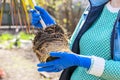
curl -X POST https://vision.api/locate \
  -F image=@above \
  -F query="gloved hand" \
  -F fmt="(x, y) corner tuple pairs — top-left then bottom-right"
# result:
(37, 52), (91, 72)
(30, 6), (56, 28)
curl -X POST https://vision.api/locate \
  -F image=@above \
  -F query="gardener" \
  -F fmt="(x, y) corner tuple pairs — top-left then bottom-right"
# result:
(30, 0), (120, 80)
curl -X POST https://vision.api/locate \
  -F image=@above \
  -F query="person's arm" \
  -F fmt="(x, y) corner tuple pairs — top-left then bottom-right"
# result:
(37, 52), (92, 72)
(36, 6), (92, 72)
(87, 57), (120, 80)
(102, 60), (120, 79)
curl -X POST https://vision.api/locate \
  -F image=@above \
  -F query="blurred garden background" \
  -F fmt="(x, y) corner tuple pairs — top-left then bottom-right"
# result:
(0, 0), (88, 80)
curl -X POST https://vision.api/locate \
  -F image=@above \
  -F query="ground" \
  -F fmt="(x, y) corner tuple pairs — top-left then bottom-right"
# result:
(0, 48), (61, 80)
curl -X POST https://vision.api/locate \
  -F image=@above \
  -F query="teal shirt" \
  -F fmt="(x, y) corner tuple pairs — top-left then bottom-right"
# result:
(70, 5), (119, 80)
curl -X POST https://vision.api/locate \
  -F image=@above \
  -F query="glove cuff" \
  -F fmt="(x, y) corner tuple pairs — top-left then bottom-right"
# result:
(87, 56), (105, 77)
(46, 22), (56, 27)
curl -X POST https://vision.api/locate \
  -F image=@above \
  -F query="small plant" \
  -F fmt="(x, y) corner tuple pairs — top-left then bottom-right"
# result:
(0, 33), (14, 40)
(19, 32), (35, 40)
(0, 33), (14, 43)
(6, 42), (14, 49)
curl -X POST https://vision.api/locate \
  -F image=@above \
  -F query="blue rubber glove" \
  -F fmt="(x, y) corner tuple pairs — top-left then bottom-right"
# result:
(37, 52), (91, 72)
(30, 6), (56, 28)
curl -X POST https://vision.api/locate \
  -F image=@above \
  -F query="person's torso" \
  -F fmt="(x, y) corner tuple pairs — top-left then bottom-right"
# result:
(70, 3), (118, 80)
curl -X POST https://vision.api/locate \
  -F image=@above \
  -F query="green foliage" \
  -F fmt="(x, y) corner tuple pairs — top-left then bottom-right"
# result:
(0, 32), (34, 49)
(6, 42), (14, 49)
(0, 33), (14, 41)
(19, 32), (35, 40)
(0, 33), (14, 43)
(16, 40), (21, 47)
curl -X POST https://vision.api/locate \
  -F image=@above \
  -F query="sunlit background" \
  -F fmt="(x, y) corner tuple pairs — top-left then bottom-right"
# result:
(0, 0), (88, 80)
